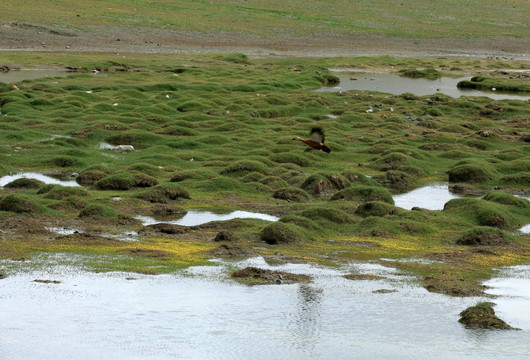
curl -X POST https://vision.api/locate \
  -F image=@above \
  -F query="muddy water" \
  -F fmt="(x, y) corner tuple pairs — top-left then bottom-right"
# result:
(136, 210), (279, 226)
(0, 172), (80, 187)
(316, 71), (530, 101)
(1, 256), (529, 360)
(0, 69), (71, 83)
(392, 182), (462, 210)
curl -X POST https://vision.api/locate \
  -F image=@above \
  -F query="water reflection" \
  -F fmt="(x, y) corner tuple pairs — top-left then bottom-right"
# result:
(0, 172), (80, 187)
(136, 210), (279, 226)
(2, 256), (528, 360)
(316, 71), (530, 101)
(392, 182), (462, 210)
(484, 266), (530, 330)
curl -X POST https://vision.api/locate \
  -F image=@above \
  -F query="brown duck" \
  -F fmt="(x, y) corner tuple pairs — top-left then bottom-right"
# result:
(293, 127), (331, 153)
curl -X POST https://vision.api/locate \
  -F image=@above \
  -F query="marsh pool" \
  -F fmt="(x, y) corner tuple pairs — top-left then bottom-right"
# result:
(1, 256), (529, 360)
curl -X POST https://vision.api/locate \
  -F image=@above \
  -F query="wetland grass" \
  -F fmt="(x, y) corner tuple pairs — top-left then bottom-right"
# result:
(0, 53), (528, 295)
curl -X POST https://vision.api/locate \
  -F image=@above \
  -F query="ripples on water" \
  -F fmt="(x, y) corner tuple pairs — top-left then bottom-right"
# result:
(1, 257), (529, 360)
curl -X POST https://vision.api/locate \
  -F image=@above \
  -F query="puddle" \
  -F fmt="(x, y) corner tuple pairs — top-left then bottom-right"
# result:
(0, 69), (108, 83)
(484, 266), (530, 330)
(392, 182), (462, 210)
(518, 224), (530, 234)
(45, 227), (139, 241)
(1, 256), (529, 360)
(0, 69), (71, 83)
(0, 172), (80, 188)
(316, 71), (530, 101)
(137, 210), (279, 226)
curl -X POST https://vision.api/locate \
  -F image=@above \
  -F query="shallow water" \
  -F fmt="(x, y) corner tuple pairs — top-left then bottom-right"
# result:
(519, 224), (530, 234)
(316, 72), (530, 101)
(0, 70), (71, 83)
(136, 210), (279, 226)
(1, 256), (529, 360)
(484, 266), (530, 330)
(392, 182), (462, 210)
(0, 172), (80, 187)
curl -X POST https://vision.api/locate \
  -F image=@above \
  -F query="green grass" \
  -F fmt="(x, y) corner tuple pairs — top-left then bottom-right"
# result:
(0, 52), (528, 294)
(3, 0), (529, 39)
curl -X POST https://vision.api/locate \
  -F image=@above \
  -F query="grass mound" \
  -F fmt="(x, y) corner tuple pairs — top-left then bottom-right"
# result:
(260, 222), (304, 245)
(273, 187), (310, 202)
(137, 184), (191, 203)
(3, 178), (44, 189)
(448, 164), (494, 183)
(355, 201), (399, 217)
(459, 302), (518, 330)
(483, 191), (529, 208)
(0, 194), (39, 213)
(456, 227), (512, 247)
(330, 185), (394, 204)
(301, 173), (350, 197)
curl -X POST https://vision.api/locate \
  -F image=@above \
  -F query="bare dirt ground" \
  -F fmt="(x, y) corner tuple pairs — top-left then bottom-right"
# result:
(1, 21), (529, 59)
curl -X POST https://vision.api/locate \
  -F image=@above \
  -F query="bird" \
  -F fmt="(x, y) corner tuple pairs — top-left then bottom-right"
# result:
(293, 127), (331, 153)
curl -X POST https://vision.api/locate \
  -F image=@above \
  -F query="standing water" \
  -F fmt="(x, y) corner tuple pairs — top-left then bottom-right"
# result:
(392, 182), (462, 210)
(316, 71), (530, 101)
(1, 256), (529, 360)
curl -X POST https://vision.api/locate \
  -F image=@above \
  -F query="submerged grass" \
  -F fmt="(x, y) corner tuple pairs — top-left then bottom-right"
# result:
(0, 52), (529, 294)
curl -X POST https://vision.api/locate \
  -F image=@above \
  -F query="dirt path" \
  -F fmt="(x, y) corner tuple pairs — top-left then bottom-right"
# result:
(1, 21), (529, 59)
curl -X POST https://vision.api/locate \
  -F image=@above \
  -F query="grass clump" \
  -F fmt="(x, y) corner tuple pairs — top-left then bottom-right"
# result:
(3, 178), (44, 189)
(448, 164), (494, 183)
(39, 185), (90, 200)
(456, 227), (512, 247)
(0, 194), (39, 213)
(459, 302), (518, 330)
(355, 201), (399, 217)
(483, 191), (530, 208)
(273, 187), (310, 202)
(330, 185), (394, 204)
(78, 204), (120, 218)
(137, 184), (191, 203)
(260, 222), (304, 245)
(299, 207), (354, 224)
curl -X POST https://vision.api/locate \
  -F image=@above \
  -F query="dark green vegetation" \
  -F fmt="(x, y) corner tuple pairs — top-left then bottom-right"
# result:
(458, 76), (530, 93)
(459, 302), (518, 330)
(0, 53), (529, 296)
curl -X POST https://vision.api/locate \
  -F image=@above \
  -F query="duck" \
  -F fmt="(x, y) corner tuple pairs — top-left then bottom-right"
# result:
(293, 127), (331, 153)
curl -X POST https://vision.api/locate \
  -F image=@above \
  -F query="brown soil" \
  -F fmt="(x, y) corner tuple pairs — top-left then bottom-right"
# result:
(207, 244), (257, 258)
(1, 21), (529, 59)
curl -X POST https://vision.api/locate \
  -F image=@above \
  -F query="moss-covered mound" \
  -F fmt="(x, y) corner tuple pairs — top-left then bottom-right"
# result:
(459, 302), (518, 330)
(373, 170), (418, 192)
(137, 185), (191, 203)
(301, 173), (350, 197)
(273, 187), (310, 202)
(355, 201), (399, 217)
(260, 222), (303, 245)
(0, 194), (39, 213)
(3, 178), (44, 189)
(483, 191), (529, 208)
(231, 266), (311, 285)
(330, 185), (394, 204)
(456, 227), (512, 247)
(448, 164), (494, 183)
